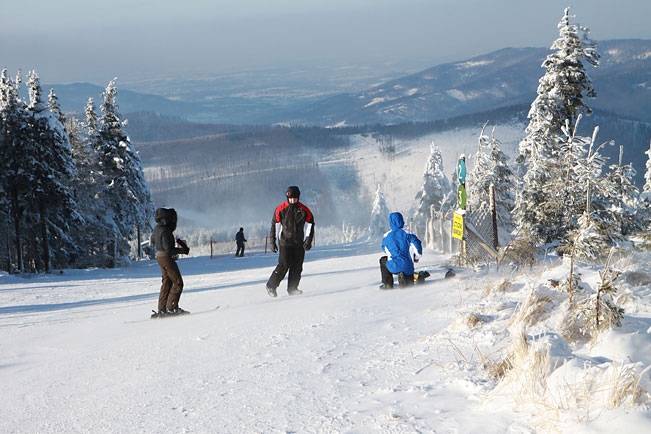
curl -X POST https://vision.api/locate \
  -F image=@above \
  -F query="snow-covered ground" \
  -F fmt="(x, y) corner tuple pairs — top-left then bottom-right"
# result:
(2, 241), (649, 433)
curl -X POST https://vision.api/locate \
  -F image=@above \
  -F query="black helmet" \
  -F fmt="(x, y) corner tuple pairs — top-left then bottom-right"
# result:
(286, 186), (300, 199)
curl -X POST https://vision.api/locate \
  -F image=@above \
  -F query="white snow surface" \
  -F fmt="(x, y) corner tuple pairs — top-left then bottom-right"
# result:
(2, 241), (650, 433)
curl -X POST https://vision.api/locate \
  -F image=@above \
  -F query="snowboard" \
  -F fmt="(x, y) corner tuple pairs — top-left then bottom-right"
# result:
(153, 305), (220, 319)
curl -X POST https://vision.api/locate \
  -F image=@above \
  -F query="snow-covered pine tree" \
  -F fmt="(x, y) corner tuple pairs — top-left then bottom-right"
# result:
(466, 123), (515, 231)
(0, 70), (31, 272)
(603, 145), (641, 237)
(412, 142), (453, 238)
(640, 140), (651, 248)
(68, 110), (118, 268)
(558, 121), (617, 258)
(95, 79), (154, 264)
(47, 88), (66, 126)
(514, 8), (600, 244)
(25, 71), (81, 271)
(644, 139), (651, 201)
(368, 184), (390, 237)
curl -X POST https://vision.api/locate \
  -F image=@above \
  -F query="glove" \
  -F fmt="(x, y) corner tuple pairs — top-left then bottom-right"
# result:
(176, 239), (190, 255)
(303, 239), (312, 251)
(271, 240), (278, 253)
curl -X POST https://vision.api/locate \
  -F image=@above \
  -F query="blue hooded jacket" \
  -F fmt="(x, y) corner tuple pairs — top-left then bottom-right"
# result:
(382, 212), (423, 275)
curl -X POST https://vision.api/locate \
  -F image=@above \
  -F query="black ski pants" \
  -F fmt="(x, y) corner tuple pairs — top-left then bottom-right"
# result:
(236, 243), (245, 257)
(379, 256), (394, 287)
(380, 256), (414, 288)
(157, 256), (184, 311)
(267, 245), (305, 291)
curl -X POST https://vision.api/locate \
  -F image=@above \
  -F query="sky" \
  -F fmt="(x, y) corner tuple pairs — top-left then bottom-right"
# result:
(1, 0), (650, 84)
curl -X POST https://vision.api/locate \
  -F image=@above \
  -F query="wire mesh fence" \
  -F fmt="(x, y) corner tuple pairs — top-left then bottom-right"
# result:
(465, 207), (497, 264)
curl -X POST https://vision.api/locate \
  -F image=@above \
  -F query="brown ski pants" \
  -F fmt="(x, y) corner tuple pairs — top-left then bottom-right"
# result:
(157, 256), (184, 311)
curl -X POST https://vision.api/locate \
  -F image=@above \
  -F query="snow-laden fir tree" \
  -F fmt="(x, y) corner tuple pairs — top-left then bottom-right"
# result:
(412, 142), (453, 237)
(641, 139), (651, 212)
(514, 8), (600, 244)
(47, 88), (66, 126)
(466, 122), (515, 231)
(639, 140), (651, 248)
(0, 70), (31, 272)
(95, 79), (154, 264)
(68, 109), (118, 268)
(558, 122), (616, 259)
(603, 145), (640, 238)
(25, 71), (81, 271)
(368, 184), (390, 237)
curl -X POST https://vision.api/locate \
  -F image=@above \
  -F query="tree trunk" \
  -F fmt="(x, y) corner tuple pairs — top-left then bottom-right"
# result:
(39, 201), (50, 273)
(11, 188), (23, 273)
(137, 223), (142, 259)
(489, 184), (499, 249)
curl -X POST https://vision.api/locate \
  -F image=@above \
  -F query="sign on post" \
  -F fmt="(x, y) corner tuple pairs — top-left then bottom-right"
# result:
(452, 211), (465, 240)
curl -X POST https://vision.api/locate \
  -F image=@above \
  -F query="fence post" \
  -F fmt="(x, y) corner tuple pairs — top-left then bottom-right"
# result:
(210, 238), (214, 259)
(489, 184), (498, 250)
(265, 236), (268, 254)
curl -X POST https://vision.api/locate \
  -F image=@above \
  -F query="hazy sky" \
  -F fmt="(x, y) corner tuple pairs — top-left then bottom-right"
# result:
(1, 0), (649, 84)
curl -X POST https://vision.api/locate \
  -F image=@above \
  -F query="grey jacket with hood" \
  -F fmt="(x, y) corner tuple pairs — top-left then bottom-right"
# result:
(151, 208), (184, 258)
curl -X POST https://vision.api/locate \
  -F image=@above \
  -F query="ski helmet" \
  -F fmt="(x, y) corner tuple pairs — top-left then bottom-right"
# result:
(286, 186), (300, 199)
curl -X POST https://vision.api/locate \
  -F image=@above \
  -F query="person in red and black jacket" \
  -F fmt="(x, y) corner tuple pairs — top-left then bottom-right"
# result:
(266, 186), (315, 297)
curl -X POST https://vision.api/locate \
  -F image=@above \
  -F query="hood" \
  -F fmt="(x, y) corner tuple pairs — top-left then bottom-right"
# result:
(155, 208), (177, 231)
(389, 212), (404, 230)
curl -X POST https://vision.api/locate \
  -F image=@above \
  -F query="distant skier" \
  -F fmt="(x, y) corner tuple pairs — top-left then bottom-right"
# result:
(150, 208), (190, 317)
(235, 227), (247, 257)
(379, 212), (423, 289)
(266, 186), (315, 297)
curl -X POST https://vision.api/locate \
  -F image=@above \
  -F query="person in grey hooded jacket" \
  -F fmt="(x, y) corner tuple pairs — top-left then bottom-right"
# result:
(150, 208), (190, 317)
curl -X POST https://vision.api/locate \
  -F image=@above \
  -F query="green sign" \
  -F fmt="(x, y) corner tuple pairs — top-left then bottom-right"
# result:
(457, 158), (466, 184)
(457, 185), (467, 210)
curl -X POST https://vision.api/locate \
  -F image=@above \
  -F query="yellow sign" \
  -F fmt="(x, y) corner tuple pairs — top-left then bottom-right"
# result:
(452, 212), (464, 240)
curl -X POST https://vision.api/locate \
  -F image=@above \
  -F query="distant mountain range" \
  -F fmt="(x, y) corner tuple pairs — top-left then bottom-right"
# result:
(295, 39), (651, 126)
(47, 39), (650, 126)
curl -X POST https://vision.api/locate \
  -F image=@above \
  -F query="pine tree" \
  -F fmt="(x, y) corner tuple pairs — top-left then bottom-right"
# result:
(639, 140), (651, 248)
(467, 123), (515, 231)
(368, 184), (390, 237)
(603, 145), (640, 237)
(25, 71), (81, 271)
(643, 140), (651, 203)
(0, 70), (31, 272)
(412, 142), (453, 237)
(95, 79), (154, 264)
(48, 88), (66, 126)
(514, 8), (600, 244)
(68, 113), (117, 268)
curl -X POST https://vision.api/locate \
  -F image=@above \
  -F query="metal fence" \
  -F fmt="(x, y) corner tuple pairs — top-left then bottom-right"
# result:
(465, 207), (497, 264)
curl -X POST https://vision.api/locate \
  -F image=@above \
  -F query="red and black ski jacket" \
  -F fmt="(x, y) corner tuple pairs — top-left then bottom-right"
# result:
(270, 201), (315, 248)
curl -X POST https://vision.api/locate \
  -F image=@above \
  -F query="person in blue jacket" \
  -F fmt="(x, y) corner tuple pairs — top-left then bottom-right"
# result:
(379, 212), (423, 289)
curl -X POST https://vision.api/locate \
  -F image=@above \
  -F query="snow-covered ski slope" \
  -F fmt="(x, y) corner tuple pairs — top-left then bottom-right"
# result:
(2, 241), (650, 433)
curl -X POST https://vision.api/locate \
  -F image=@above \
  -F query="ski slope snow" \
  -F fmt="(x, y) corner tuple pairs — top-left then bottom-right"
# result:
(1, 241), (650, 433)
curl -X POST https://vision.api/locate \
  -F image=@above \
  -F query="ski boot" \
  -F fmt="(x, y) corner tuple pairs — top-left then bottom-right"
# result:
(266, 286), (278, 297)
(151, 309), (169, 319)
(397, 272), (414, 288)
